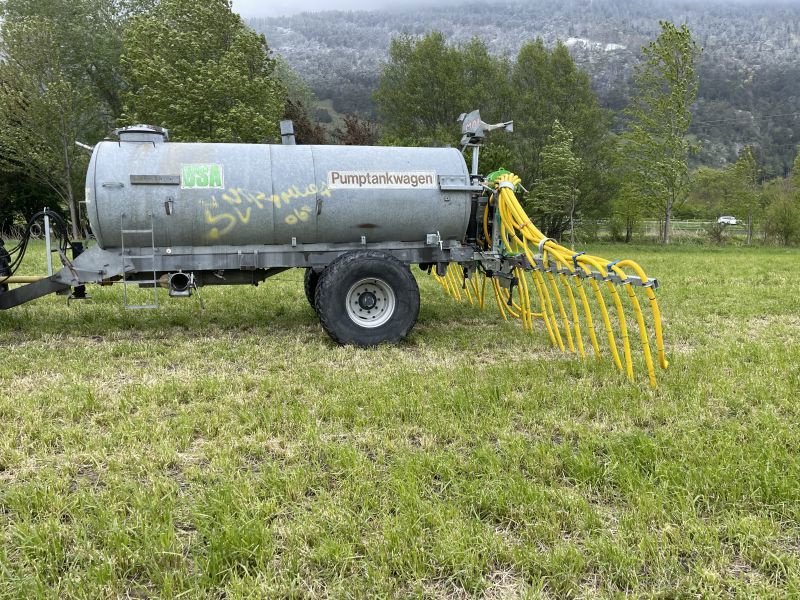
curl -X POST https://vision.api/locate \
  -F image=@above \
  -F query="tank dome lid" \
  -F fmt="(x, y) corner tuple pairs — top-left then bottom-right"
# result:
(114, 124), (169, 143)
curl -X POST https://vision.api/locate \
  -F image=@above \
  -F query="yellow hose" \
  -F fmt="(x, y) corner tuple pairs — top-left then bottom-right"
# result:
(546, 270), (575, 353)
(623, 279), (657, 388)
(432, 171), (667, 386)
(482, 200), (492, 248)
(539, 270), (564, 351)
(490, 277), (508, 321)
(470, 276), (481, 308)
(605, 278), (634, 380)
(0, 275), (46, 284)
(616, 259), (669, 370)
(589, 277), (623, 371)
(457, 265), (474, 306)
(446, 266), (462, 302)
(574, 275), (601, 358)
(560, 274), (585, 358)
(515, 267), (532, 332)
(529, 271), (556, 346)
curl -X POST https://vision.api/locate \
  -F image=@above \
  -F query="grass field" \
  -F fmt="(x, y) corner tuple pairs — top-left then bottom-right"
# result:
(1, 243), (799, 598)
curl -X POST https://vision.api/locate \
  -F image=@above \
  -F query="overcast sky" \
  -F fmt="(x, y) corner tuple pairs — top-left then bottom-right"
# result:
(230, 0), (469, 18)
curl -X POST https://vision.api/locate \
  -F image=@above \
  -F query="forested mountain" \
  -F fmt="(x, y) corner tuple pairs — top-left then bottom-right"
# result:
(249, 0), (800, 176)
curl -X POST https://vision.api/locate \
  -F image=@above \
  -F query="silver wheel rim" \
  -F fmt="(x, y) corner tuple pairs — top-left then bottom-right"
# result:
(345, 278), (396, 328)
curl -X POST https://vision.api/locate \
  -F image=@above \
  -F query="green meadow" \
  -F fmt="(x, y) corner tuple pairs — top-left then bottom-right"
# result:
(1, 243), (798, 598)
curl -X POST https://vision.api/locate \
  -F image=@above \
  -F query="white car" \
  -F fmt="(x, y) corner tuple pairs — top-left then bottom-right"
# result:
(717, 215), (738, 225)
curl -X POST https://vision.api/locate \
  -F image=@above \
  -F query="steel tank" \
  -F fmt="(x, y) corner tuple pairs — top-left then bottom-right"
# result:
(85, 126), (473, 249)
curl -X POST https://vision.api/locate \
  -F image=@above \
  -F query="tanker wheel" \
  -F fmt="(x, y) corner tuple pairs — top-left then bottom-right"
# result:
(303, 268), (322, 309)
(314, 250), (420, 346)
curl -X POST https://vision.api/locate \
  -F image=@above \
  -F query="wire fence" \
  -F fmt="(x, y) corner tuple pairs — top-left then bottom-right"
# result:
(573, 218), (764, 243)
(641, 219), (759, 239)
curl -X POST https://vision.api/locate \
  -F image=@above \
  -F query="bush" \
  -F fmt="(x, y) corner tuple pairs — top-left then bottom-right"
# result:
(315, 108), (333, 124)
(576, 219), (600, 242)
(608, 216), (625, 242)
(763, 197), (800, 245)
(705, 221), (727, 244)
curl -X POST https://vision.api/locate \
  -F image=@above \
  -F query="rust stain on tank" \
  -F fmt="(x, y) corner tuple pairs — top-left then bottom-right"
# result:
(356, 223), (379, 229)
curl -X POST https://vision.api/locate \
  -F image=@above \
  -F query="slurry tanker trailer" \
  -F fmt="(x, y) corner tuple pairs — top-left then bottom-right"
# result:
(0, 113), (668, 386)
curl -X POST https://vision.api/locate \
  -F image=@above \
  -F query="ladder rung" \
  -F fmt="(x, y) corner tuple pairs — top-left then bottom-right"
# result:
(121, 217), (158, 310)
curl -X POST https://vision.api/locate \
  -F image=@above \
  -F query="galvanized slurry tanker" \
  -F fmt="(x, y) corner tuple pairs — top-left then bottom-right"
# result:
(0, 113), (668, 386)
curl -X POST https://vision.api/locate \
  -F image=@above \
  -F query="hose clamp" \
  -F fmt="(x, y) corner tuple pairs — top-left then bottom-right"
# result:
(534, 238), (554, 271)
(497, 181), (516, 191)
(607, 261), (632, 284)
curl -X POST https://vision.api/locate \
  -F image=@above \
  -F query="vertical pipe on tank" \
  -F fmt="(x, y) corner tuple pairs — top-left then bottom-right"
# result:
(471, 146), (480, 177)
(280, 121), (296, 145)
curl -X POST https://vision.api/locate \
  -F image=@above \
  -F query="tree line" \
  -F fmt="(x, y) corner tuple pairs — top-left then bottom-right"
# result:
(249, 0), (800, 176)
(372, 24), (799, 245)
(0, 0), (798, 245)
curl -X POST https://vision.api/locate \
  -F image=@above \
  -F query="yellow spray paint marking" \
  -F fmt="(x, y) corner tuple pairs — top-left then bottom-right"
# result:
(234, 207), (251, 225)
(203, 183), (331, 239)
(205, 209), (236, 241)
(285, 206), (312, 225)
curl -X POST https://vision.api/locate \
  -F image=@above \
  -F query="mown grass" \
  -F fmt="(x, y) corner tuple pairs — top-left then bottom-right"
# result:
(1, 243), (798, 598)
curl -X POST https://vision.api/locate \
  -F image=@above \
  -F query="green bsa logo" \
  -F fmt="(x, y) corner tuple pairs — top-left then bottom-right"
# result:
(181, 164), (224, 189)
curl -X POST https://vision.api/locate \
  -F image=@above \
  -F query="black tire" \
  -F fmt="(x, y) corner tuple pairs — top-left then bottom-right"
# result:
(314, 250), (420, 346)
(304, 268), (322, 309)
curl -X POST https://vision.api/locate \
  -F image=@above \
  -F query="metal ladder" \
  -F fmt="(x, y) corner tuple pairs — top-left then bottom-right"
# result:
(120, 214), (159, 309)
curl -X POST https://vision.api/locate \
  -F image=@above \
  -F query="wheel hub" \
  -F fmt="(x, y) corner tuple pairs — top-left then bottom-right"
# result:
(346, 278), (396, 328)
(358, 291), (377, 310)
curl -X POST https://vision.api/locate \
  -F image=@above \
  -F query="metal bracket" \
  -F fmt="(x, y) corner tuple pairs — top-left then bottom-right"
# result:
(424, 231), (444, 251)
(130, 174), (180, 185)
(439, 175), (482, 192)
(238, 250), (258, 270)
(472, 249), (659, 289)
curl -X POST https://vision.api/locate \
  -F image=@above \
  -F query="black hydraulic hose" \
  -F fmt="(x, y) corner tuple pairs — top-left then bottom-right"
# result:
(0, 241), (11, 291)
(1, 210), (73, 278)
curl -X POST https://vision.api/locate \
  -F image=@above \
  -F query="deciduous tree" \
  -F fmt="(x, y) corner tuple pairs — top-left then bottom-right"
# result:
(276, 57), (326, 144)
(611, 182), (646, 243)
(121, 0), (286, 142)
(730, 146), (761, 244)
(762, 178), (800, 245)
(333, 115), (379, 146)
(0, 0), (128, 239)
(527, 121), (582, 243)
(686, 166), (738, 219)
(0, 10), (110, 239)
(374, 32), (509, 146)
(375, 33), (613, 215)
(2, 0), (127, 119)
(619, 21), (700, 244)
(510, 40), (613, 221)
